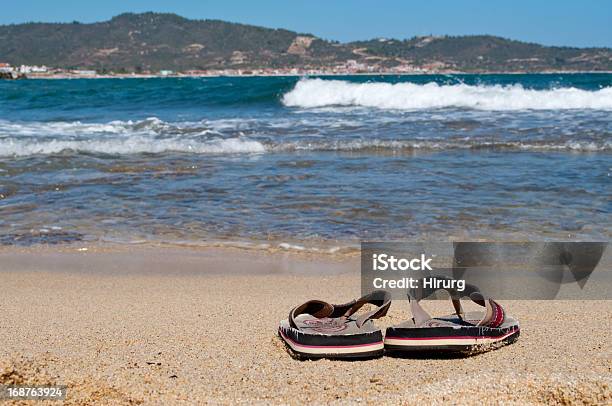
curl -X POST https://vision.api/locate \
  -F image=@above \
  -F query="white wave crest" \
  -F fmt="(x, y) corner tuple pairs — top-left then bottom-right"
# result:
(0, 117), (219, 137)
(0, 137), (265, 156)
(0, 118), (265, 156)
(282, 79), (612, 111)
(272, 139), (611, 152)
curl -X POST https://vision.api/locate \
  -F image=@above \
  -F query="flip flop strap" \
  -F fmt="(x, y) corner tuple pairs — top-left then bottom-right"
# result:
(342, 290), (392, 328)
(477, 298), (505, 327)
(407, 277), (469, 322)
(288, 290), (392, 329)
(288, 300), (334, 329)
(408, 278), (505, 327)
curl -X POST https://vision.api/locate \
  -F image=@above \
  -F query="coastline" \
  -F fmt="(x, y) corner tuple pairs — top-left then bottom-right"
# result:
(1, 244), (610, 404)
(10, 70), (612, 80)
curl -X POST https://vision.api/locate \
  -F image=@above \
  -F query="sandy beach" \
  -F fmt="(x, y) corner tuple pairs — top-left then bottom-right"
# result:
(0, 245), (610, 405)
(2, 3), (611, 405)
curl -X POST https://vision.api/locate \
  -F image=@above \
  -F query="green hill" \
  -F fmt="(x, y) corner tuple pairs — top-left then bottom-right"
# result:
(0, 12), (610, 72)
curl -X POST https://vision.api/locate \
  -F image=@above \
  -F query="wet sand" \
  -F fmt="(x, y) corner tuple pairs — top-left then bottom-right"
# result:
(1, 245), (610, 404)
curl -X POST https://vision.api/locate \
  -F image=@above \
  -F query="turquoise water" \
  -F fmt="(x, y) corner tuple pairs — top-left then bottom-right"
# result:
(0, 74), (610, 247)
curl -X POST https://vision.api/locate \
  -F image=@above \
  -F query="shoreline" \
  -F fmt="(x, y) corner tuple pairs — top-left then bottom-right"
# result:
(3, 232), (610, 261)
(8, 70), (612, 80)
(1, 245), (610, 403)
(0, 236), (364, 257)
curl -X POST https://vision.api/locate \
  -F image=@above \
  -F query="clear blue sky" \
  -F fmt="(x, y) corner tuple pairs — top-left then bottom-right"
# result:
(2, 1), (611, 48)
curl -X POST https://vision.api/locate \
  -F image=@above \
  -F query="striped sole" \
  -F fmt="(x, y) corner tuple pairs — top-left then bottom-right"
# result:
(384, 328), (519, 351)
(278, 328), (384, 358)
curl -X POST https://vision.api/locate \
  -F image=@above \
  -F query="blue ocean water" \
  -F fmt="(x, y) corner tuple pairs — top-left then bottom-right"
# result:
(0, 74), (610, 248)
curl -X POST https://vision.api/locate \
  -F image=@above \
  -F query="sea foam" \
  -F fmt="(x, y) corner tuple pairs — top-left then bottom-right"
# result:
(0, 137), (265, 157)
(0, 118), (265, 156)
(282, 79), (612, 110)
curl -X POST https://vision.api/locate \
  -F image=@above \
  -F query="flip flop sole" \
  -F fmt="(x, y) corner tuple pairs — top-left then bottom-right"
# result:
(278, 327), (384, 359)
(384, 327), (520, 353)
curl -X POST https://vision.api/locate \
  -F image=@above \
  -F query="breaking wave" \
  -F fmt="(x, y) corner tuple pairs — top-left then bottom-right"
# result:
(0, 137), (265, 156)
(0, 118), (265, 156)
(1, 115), (609, 157)
(282, 79), (612, 110)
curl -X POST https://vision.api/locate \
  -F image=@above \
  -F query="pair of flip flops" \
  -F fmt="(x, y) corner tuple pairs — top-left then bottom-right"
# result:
(278, 287), (520, 359)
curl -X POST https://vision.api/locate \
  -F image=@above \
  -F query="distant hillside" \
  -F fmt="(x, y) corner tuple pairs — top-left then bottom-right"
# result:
(0, 12), (610, 72)
(350, 36), (612, 72)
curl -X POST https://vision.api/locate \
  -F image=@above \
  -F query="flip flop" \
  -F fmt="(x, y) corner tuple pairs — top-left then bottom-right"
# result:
(278, 290), (391, 359)
(384, 280), (519, 354)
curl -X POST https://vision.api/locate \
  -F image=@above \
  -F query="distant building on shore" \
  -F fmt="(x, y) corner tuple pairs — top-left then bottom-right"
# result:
(0, 63), (13, 73)
(19, 65), (48, 74)
(72, 70), (97, 76)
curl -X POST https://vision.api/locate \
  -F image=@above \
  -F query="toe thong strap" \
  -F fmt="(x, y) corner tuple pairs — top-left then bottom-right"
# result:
(407, 277), (506, 327)
(342, 290), (392, 328)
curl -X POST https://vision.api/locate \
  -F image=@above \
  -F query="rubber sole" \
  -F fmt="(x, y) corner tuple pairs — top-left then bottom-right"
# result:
(278, 328), (384, 359)
(384, 327), (520, 353)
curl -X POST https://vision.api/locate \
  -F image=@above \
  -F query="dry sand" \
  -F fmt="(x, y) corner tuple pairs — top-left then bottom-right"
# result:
(0, 245), (610, 405)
